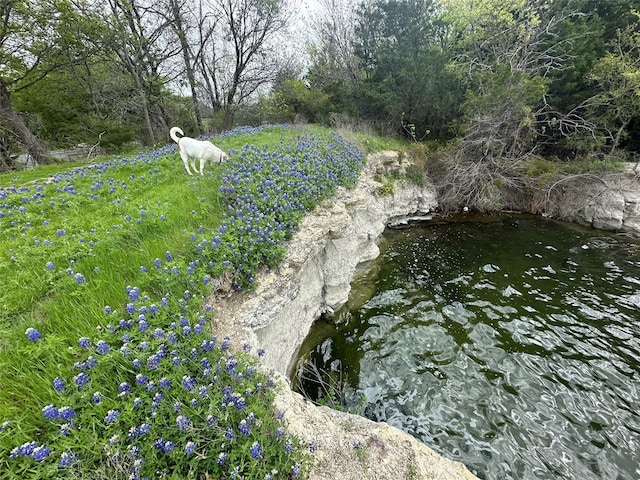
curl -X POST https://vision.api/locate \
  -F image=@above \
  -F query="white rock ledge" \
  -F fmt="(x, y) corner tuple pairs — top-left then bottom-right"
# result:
(210, 151), (479, 480)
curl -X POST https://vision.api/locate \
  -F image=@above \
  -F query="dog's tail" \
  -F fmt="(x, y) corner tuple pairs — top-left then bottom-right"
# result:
(169, 127), (184, 144)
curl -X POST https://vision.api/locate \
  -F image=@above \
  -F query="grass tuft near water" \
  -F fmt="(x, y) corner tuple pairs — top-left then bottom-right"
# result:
(0, 124), (365, 479)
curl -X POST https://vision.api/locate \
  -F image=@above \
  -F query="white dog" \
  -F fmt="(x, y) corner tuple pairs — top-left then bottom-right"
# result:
(169, 127), (228, 175)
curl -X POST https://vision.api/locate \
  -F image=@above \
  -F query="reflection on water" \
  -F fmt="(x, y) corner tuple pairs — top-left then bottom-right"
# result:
(294, 215), (640, 480)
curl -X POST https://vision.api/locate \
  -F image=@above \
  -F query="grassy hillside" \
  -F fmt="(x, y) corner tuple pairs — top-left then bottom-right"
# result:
(0, 124), (365, 479)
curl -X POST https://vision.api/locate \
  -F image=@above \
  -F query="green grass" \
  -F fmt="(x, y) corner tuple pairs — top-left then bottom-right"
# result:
(0, 124), (365, 479)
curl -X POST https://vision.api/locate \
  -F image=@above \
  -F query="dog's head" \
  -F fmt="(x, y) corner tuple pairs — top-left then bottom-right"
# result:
(220, 153), (229, 164)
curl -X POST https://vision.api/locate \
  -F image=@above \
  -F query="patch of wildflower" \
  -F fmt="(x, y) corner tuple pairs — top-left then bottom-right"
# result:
(2, 288), (306, 479)
(212, 131), (364, 288)
(0, 126), (354, 479)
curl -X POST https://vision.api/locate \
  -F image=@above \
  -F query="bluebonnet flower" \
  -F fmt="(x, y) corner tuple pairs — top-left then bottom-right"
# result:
(181, 375), (196, 391)
(32, 445), (50, 462)
(225, 428), (235, 440)
(105, 410), (120, 424)
(138, 422), (151, 436)
(96, 340), (109, 354)
(78, 337), (91, 349)
(127, 286), (140, 301)
(135, 373), (148, 386)
(59, 451), (77, 467)
(185, 441), (196, 456)
(45, 261), (55, 271)
(217, 452), (227, 464)
(126, 303), (136, 314)
(285, 440), (294, 454)
(42, 404), (59, 421)
(58, 406), (76, 421)
(92, 391), (103, 404)
(146, 354), (161, 369)
(104, 305), (112, 314)
(59, 423), (74, 436)
(74, 272), (85, 284)
(163, 440), (174, 453)
(176, 415), (192, 431)
(165, 251), (173, 262)
(239, 419), (251, 435)
(25, 327), (42, 342)
(53, 377), (65, 392)
(74, 372), (90, 387)
(250, 441), (262, 459)
(118, 382), (131, 396)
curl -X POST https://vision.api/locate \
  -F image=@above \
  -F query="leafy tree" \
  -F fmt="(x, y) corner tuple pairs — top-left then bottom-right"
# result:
(0, 0), (80, 168)
(583, 12), (640, 155)
(351, 0), (462, 139)
(436, 0), (575, 210)
(305, 0), (361, 115)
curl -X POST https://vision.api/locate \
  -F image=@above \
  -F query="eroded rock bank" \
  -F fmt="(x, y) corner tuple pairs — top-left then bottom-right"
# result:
(210, 151), (478, 479)
(544, 167), (640, 236)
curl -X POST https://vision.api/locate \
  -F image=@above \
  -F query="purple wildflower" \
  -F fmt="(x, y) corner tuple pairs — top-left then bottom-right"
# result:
(185, 441), (196, 456)
(53, 377), (65, 392)
(59, 451), (77, 467)
(58, 406), (75, 421)
(249, 441), (262, 459)
(239, 419), (251, 435)
(96, 340), (109, 355)
(74, 372), (90, 387)
(175, 415), (192, 431)
(25, 327), (42, 342)
(42, 404), (59, 421)
(104, 410), (120, 424)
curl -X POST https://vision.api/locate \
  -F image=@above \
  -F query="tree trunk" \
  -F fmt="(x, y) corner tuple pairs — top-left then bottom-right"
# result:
(169, 0), (203, 133)
(0, 79), (51, 166)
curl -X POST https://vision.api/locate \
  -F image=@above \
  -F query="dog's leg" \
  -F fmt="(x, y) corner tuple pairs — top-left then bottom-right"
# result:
(179, 150), (193, 175)
(198, 159), (205, 175)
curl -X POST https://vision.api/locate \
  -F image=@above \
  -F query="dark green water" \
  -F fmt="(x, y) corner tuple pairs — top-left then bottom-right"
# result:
(293, 215), (640, 480)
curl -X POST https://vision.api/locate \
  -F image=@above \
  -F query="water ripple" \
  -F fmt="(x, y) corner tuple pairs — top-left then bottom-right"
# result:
(296, 217), (640, 480)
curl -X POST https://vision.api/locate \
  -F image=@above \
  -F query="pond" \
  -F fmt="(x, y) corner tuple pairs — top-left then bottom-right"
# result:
(293, 215), (640, 480)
